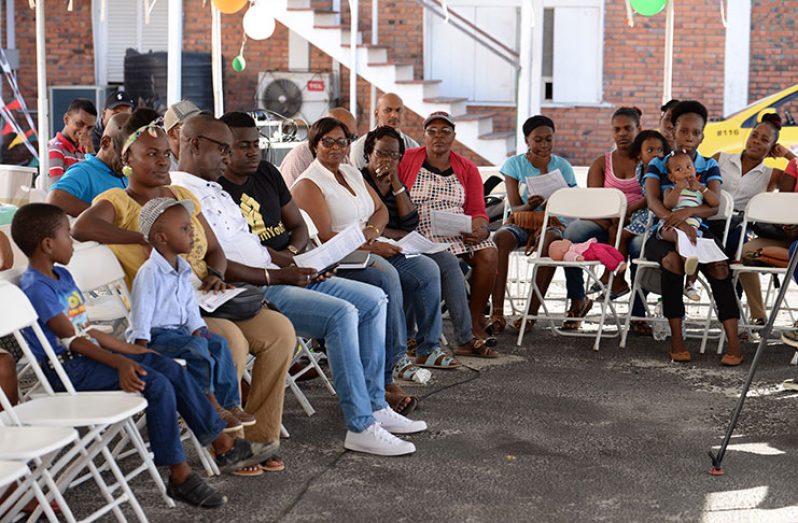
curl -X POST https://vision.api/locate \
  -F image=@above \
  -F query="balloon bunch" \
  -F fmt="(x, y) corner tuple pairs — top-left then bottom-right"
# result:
(211, 0), (277, 72)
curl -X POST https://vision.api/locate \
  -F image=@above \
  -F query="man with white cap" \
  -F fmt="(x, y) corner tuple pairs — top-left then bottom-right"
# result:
(164, 100), (202, 170)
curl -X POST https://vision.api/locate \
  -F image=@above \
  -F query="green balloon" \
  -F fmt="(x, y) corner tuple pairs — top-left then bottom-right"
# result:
(630, 0), (667, 16)
(232, 55), (246, 72)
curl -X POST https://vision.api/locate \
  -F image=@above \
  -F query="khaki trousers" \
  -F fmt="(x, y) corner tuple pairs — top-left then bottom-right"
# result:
(205, 308), (295, 443)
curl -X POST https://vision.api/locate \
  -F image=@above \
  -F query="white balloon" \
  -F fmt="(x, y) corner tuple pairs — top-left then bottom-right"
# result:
(243, 5), (276, 40)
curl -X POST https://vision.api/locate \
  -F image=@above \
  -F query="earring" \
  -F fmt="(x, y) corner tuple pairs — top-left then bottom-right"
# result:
(122, 165), (133, 177)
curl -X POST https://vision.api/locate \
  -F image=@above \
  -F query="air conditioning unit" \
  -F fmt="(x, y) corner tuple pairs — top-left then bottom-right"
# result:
(255, 71), (338, 125)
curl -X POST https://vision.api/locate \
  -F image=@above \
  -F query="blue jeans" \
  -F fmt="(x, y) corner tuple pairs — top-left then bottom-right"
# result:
(149, 327), (240, 409)
(426, 250), (472, 345)
(46, 352), (226, 466)
(385, 253), (443, 357)
(263, 277), (388, 432)
(337, 255), (406, 384)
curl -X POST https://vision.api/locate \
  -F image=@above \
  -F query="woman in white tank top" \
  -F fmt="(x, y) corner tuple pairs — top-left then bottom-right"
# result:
(293, 118), (455, 416)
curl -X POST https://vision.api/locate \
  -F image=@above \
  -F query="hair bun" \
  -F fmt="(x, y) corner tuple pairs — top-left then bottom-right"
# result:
(632, 106), (643, 117)
(761, 112), (782, 130)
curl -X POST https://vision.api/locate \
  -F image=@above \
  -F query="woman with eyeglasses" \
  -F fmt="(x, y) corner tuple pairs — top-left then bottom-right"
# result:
(397, 112), (499, 356)
(293, 118), (447, 415)
(359, 126), (469, 370)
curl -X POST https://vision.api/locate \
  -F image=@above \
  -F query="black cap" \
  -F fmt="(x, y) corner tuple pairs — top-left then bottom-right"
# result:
(105, 90), (136, 110)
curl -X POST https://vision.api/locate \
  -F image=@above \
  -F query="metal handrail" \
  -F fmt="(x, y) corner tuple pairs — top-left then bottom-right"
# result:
(415, 0), (520, 69)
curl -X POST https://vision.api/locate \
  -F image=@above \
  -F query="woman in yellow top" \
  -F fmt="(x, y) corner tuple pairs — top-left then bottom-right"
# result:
(72, 109), (294, 474)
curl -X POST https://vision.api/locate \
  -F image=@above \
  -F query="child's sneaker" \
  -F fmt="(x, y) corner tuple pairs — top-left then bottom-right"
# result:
(683, 282), (701, 302)
(216, 407), (244, 432)
(684, 255), (699, 276)
(228, 406), (256, 427)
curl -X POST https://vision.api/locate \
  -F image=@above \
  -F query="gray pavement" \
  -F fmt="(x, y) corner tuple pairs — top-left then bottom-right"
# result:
(65, 321), (798, 522)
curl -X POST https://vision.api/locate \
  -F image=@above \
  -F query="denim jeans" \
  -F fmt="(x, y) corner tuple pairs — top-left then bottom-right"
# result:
(337, 255), (406, 385)
(46, 352), (226, 466)
(426, 250), (472, 345)
(149, 327), (240, 409)
(384, 253), (443, 357)
(263, 277), (388, 433)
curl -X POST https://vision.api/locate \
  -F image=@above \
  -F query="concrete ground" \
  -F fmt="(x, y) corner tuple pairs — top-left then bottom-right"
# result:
(64, 314), (798, 523)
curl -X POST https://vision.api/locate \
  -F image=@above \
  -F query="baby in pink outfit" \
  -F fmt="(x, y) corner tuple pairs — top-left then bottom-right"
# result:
(549, 238), (627, 273)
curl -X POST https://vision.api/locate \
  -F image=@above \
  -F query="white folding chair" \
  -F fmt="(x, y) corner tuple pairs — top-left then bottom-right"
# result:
(498, 192), (538, 317)
(0, 385), (79, 523)
(620, 190), (734, 353)
(722, 192), (798, 356)
(300, 208), (323, 249)
(0, 281), (154, 522)
(516, 187), (627, 351)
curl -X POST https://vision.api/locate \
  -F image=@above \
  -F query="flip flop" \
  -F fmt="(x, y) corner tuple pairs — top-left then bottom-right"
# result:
(260, 456), (285, 472)
(720, 353), (744, 366)
(670, 350), (691, 363)
(385, 386), (419, 416)
(415, 347), (462, 369)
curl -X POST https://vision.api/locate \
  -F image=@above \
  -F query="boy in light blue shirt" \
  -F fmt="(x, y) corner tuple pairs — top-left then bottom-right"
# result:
(129, 197), (255, 432)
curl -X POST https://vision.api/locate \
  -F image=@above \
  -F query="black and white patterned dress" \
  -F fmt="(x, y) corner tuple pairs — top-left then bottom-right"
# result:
(410, 164), (495, 256)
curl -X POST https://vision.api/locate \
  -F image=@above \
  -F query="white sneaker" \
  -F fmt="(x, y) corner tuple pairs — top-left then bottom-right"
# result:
(683, 282), (701, 302)
(373, 407), (428, 434)
(344, 423), (416, 456)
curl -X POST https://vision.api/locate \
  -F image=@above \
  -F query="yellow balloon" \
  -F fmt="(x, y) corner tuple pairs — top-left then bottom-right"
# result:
(212, 0), (248, 14)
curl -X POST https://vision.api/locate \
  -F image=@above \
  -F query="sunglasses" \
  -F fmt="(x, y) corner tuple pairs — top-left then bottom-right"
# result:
(320, 137), (351, 149)
(373, 149), (403, 161)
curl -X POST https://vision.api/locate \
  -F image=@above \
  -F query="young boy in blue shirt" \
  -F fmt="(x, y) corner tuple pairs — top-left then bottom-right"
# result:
(128, 197), (255, 432)
(11, 203), (277, 508)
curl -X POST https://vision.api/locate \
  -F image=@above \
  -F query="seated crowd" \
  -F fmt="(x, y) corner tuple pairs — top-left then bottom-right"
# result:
(0, 90), (796, 511)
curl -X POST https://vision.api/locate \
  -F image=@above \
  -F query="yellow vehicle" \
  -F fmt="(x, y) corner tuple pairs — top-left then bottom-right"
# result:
(700, 84), (798, 168)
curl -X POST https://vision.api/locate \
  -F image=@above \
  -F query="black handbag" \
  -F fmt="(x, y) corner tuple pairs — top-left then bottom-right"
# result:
(202, 283), (266, 321)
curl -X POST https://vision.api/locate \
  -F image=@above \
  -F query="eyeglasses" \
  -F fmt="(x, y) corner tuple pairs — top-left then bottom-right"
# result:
(373, 149), (403, 161)
(196, 135), (232, 156)
(320, 137), (351, 149)
(424, 127), (454, 137)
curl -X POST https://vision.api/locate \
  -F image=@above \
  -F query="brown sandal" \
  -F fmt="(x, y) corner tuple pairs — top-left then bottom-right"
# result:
(454, 338), (499, 359)
(720, 353), (744, 367)
(630, 320), (652, 336)
(561, 299), (593, 330)
(485, 315), (507, 335)
(670, 350), (691, 363)
(511, 317), (536, 333)
(260, 456), (285, 472)
(385, 383), (419, 415)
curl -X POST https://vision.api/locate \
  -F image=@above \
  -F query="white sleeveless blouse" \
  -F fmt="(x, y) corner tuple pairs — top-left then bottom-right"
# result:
(297, 159), (375, 232)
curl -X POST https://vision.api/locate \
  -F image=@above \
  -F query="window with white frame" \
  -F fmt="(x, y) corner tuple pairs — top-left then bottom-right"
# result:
(93, 0), (170, 85)
(424, 0), (604, 106)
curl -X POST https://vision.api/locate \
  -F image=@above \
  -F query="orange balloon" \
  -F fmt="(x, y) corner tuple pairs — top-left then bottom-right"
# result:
(212, 0), (248, 14)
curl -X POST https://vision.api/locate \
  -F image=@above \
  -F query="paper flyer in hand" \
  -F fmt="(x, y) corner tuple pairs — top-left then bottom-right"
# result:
(524, 169), (568, 200)
(431, 211), (472, 237)
(675, 228), (727, 263)
(294, 224), (366, 272)
(190, 274), (247, 313)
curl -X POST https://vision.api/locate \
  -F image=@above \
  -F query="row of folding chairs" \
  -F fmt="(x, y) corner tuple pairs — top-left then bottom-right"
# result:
(510, 188), (798, 355)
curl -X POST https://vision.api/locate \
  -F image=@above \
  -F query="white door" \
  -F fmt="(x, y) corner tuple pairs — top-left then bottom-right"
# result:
(425, 2), (519, 105)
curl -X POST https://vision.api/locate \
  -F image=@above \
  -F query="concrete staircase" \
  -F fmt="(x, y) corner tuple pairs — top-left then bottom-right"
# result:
(273, 0), (515, 165)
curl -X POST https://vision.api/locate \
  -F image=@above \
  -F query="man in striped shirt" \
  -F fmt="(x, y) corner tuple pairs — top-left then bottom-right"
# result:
(44, 98), (97, 190)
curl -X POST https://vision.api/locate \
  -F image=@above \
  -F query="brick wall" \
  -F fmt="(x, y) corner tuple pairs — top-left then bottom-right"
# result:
(749, 0), (798, 102)
(8, 1), (796, 167)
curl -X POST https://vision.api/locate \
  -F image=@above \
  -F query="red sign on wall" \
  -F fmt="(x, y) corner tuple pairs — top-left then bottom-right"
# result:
(307, 80), (325, 92)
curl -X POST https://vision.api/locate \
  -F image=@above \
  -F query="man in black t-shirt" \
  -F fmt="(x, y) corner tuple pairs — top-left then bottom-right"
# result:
(218, 112), (310, 267)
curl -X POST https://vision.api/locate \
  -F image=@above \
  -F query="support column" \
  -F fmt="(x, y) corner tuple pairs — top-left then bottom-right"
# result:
(35, 0), (48, 181)
(349, 0), (359, 117)
(662, 0), (674, 105)
(516, 0), (543, 154)
(723, 0), (751, 115)
(167, 0), (183, 106)
(211, 4), (224, 116)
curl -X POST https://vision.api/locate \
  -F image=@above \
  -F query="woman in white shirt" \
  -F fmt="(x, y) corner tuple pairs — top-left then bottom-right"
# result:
(293, 117), (458, 416)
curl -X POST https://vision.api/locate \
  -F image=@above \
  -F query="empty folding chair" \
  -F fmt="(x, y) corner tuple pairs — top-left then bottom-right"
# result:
(516, 187), (627, 351)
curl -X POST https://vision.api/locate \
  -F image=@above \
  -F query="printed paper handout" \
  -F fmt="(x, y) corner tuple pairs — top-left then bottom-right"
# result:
(431, 211), (472, 237)
(293, 224), (366, 272)
(190, 274), (247, 313)
(675, 228), (727, 264)
(524, 169), (569, 200)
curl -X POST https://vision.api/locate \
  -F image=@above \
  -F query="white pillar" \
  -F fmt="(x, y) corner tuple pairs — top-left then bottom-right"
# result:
(6, 0), (15, 49)
(662, 0), (674, 105)
(516, 0), (543, 154)
(167, 0), (183, 106)
(349, 0), (359, 118)
(35, 0), (49, 181)
(369, 0), (378, 129)
(723, 0), (751, 116)
(211, 5), (224, 117)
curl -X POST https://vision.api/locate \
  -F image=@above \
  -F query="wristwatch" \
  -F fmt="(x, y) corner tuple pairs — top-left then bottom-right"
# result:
(287, 245), (300, 255)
